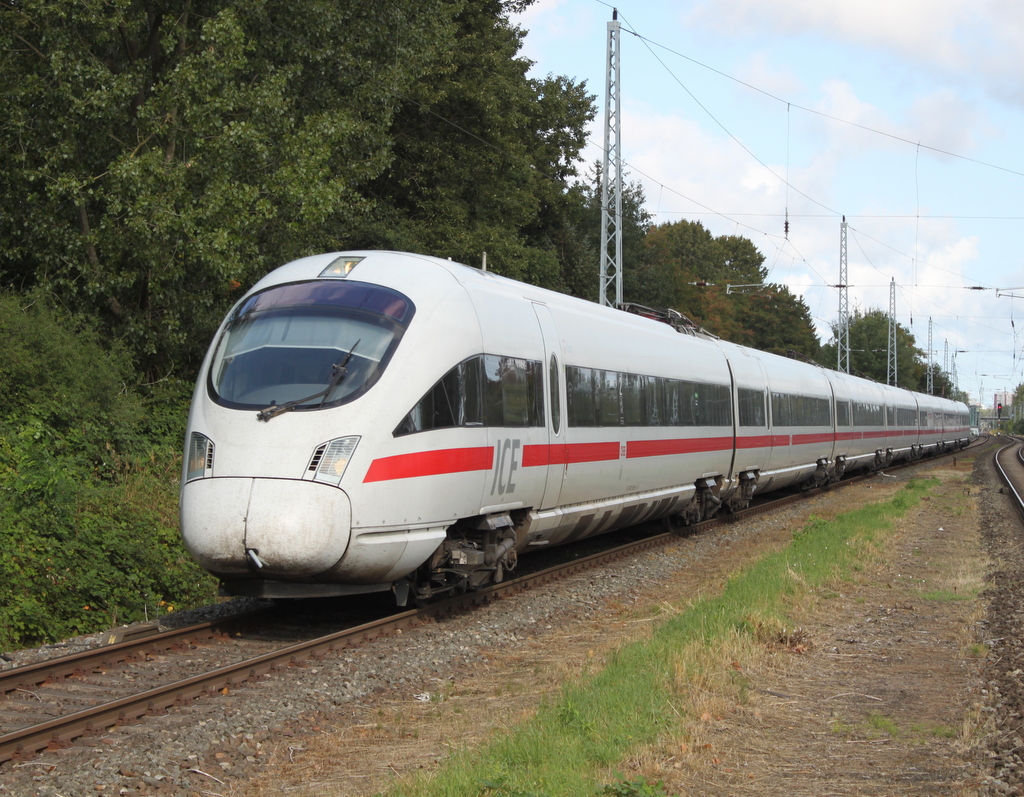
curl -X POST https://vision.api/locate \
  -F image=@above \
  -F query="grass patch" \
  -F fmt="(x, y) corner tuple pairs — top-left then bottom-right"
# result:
(868, 712), (900, 737)
(833, 715), (956, 742)
(386, 478), (938, 797)
(909, 722), (957, 739)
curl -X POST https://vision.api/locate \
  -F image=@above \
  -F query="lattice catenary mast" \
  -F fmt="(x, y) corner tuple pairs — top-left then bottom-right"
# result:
(599, 11), (623, 308)
(887, 277), (897, 386)
(837, 217), (850, 373)
(927, 317), (934, 394)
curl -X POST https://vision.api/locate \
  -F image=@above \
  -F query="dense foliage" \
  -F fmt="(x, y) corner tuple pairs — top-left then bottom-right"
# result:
(0, 293), (215, 648)
(1006, 384), (1024, 433)
(819, 309), (963, 399)
(639, 219), (820, 358)
(0, 0), (599, 379)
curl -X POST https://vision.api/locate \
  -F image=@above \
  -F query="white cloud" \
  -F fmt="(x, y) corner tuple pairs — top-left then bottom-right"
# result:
(687, 0), (1024, 105)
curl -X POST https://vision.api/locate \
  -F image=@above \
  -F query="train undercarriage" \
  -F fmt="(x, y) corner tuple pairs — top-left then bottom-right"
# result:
(400, 438), (969, 604)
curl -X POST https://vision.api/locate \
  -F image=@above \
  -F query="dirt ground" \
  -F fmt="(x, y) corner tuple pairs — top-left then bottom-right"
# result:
(227, 448), (1012, 797)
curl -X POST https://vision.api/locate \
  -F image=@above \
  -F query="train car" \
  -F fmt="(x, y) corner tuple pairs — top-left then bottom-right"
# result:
(179, 251), (970, 603)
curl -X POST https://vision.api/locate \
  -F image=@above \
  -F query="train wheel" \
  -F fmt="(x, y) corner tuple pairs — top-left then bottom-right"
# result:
(662, 513), (690, 535)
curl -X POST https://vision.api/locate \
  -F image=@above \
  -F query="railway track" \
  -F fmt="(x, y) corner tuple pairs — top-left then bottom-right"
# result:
(994, 435), (1024, 516)
(0, 440), (983, 766)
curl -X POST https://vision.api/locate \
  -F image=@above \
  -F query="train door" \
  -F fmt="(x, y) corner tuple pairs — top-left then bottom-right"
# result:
(532, 303), (565, 509)
(762, 360), (789, 478)
(739, 354), (772, 478)
(724, 358), (739, 481)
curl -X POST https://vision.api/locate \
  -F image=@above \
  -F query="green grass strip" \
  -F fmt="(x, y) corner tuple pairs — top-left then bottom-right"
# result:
(387, 477), (937, 797)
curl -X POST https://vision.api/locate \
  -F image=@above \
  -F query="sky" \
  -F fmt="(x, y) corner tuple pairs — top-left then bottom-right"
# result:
(511, 0), (1024, 408)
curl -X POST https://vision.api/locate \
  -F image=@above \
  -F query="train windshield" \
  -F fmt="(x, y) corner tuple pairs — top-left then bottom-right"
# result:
(208, 280), (415, 411)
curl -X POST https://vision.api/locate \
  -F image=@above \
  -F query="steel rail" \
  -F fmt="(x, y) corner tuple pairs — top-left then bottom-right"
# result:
(993, 436), (1024, 518)
(0, 608), (273, 698)
(0, 478), (859, 764)
(0, 609), (422, 763)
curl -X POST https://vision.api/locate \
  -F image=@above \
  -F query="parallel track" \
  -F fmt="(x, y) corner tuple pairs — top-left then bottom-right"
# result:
(994, 435), (1024, 516)
(0, 439), (981, 765)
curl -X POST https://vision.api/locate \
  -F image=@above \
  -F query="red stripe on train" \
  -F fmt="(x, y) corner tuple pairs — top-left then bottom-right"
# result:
(363, 446), (494, 482)
(791, 432), (835, 445)
(364, 427), (963, 482)
(627, 437), (733, 458)
(523, 442), (621, 466)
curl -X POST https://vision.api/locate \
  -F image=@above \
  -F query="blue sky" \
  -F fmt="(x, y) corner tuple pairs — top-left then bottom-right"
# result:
(513, 0), (1024, 407)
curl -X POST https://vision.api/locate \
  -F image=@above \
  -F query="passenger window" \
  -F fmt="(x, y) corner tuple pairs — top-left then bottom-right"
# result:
(483, 355), (543, 427)
(645, 376), (663, 426)
(395, 354), (542, 436)
(738, 388), (766, 427)
(567, 366), (596, 427)
(595, 370), (620, 427)
(621, 373), (644, 426)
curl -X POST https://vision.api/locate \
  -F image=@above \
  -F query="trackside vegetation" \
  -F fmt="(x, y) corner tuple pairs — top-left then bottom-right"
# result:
(387, 478), (937, 797)
(0, 293), (216, 650)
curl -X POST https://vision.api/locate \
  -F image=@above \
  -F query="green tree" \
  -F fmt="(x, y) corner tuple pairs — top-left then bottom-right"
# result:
(636, 219), (819, 357)
(359, 1), (596, 288)
(2, 0), (598, 377)
(1008, 384), (1024, 432)
(735, 286), (820, 359)
(0, 292), (213, 648)
(642, 219), (723, 313)
(1, 0), (440, 374)
(821, 308), (928, 389)
(559, 166), (653, 304)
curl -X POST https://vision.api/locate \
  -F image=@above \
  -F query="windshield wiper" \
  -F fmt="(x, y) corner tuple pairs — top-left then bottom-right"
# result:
(256, 339), (362, 422)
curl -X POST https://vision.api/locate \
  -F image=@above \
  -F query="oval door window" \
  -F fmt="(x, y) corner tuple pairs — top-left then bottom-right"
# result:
(549, 353), (561, 435)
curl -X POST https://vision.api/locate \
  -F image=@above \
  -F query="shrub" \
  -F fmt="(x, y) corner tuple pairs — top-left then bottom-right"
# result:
(0, 292), (216, 650)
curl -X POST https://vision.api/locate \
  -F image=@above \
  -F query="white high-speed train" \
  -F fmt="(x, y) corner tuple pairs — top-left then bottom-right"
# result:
(179, 251), (971, 603)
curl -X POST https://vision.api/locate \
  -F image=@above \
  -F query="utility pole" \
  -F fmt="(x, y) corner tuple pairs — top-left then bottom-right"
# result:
(927, 317), (934, 394)
(887, 278), (897, 386)
(837, 217), (850, 373)
(944, 340), (949, 387)
(599, 10), (623, 308)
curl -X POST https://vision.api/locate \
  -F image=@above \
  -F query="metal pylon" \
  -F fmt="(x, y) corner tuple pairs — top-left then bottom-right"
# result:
(838, 218), (850, 373)
(599, 12), (623, 308)
(927, 317), (934, 394)
(887, 278), (897, 386)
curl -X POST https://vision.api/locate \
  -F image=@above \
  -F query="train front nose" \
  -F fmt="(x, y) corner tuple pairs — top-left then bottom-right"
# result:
(180, 478), (351, 579)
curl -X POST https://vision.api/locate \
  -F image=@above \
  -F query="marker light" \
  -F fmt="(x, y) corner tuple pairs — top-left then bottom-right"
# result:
(308, 436), (360, 485)
(187, 432), (215, 481)
(319, 256), (364, 278)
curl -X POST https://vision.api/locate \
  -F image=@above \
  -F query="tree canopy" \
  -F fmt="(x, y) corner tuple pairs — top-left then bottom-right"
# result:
(637, 219), (820, 359)
(819, 308), (964, 397)
(0, 0), (595, 378)
(359, 2), (596, 288)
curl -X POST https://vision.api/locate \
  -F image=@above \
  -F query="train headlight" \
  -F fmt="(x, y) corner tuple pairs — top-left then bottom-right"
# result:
(187, 432), (215, 481)
(319, 256), (364, 278)
(308, 436), (360, 485)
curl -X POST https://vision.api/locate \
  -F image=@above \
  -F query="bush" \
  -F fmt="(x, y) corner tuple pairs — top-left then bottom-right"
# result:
(0, 293), (217, 650)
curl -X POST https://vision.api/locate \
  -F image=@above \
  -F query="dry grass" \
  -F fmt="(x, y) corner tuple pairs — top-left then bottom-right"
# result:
(227, 464), (989, 797)
(615, 464), (988, 796)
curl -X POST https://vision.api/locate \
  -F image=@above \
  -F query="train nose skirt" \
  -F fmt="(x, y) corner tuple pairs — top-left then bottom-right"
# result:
(180, 477), (351, 578)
